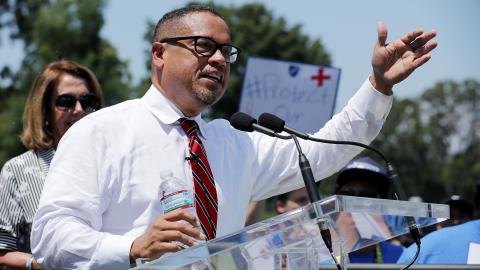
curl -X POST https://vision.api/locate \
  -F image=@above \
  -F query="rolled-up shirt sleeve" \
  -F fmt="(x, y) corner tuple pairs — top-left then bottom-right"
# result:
(31, 118), (136, 270)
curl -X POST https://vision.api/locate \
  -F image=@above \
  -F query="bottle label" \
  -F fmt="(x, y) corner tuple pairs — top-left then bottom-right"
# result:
(160, 189), (194, 214)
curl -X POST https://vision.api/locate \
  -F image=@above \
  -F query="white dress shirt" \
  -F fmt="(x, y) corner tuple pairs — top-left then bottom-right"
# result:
(31, 78), (392, 269)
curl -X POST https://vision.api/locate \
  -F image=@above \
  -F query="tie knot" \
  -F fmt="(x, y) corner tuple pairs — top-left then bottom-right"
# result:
(179, 118), (199, 137)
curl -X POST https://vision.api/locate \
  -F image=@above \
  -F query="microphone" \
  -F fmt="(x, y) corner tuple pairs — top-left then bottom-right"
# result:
(259, 112), (391, 170)
(230, 113), (320, 204)
(258, 112), (421, 261)
(231, 112), (338, 269)
(289, 133), (337, 269)
(259, 113), (309, 139)
(229, 112), (291, 139)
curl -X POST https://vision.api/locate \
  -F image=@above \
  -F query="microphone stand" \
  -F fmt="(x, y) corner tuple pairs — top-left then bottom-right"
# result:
(232, 112), (418, 269)
(293, 134), (421, 269)
(290, 134), (341, 270)
(306, 137), (422, 249)
(258, 112), (421, 269)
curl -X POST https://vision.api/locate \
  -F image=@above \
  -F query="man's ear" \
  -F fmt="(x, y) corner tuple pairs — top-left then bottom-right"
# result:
(275, 200), (286, 214)
(152, 42), (165, 69)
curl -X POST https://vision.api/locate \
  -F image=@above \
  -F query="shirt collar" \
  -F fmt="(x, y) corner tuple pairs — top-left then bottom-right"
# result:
(141, 84), (207, 139)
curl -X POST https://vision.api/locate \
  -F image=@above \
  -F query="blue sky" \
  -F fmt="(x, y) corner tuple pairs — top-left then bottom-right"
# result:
(2, 0), (479, 110)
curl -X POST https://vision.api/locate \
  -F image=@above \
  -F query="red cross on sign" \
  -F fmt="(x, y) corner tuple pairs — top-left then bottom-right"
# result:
(310, 68), (331, 87)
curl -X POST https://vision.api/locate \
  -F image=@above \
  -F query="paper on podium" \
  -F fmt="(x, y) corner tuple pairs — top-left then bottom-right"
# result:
(351, 212), (389, 240)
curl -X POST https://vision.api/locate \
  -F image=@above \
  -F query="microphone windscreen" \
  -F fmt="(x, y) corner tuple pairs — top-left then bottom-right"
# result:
(230, 112), (256, 132)
(258, 113), (285, 132)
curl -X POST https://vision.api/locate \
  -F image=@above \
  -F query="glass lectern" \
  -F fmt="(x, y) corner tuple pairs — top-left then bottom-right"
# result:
(131, 195), (449, 270)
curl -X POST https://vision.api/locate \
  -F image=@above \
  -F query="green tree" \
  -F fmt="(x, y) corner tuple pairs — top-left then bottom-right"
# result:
(136, 2), (331, 119)
(422, 79), (480, 201)
(373, 79), (480, 203)
(0, 0), (133, 165)
(372, 98), (446, 201)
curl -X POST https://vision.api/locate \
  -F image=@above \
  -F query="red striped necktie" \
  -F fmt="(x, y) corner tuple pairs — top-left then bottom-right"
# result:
(179, 118), (218, 240)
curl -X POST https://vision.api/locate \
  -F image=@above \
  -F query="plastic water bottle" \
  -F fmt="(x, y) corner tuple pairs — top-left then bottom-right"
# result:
(158, 171), (204, 248)
(158, 171), (196, 217)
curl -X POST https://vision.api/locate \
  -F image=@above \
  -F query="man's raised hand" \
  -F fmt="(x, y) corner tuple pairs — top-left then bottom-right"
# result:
(370, 21), (438, 94)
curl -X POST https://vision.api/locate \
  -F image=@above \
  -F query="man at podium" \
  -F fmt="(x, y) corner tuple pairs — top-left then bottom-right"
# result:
(31, 5), (437, 269)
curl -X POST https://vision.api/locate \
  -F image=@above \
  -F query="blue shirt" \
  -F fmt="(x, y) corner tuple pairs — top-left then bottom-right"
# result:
(349, 241), (404, 263)
(397, 220), (480, 264)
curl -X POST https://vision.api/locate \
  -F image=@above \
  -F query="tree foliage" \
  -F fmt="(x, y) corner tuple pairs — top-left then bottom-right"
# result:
(1, 1), (478, 206)
(373, 79), (480, 202)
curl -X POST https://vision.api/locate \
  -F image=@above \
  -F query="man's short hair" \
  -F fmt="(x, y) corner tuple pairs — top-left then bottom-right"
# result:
(152, 5), (225, 43)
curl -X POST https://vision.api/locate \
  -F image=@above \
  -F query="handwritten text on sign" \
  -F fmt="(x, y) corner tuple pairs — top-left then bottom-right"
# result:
(239, 57), (341, 134)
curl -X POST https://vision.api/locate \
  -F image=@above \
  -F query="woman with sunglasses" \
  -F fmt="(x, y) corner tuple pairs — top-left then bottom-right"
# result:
(0, 60), (103, 269)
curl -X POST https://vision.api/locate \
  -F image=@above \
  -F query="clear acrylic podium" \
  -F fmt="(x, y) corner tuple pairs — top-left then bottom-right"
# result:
(131, 195), (449, 270)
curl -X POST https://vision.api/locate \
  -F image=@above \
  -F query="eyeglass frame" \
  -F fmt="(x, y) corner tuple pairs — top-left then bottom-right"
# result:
(158, 35), (241, 64)
(54, 92), (100, 113)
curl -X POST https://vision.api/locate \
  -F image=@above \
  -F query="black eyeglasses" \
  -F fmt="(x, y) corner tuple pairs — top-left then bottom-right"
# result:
(55, 93), (100, 113)
(159, 35), (241, 64)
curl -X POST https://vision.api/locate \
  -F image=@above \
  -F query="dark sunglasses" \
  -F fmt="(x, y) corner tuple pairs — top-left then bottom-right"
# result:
(55, 93), (100, 113)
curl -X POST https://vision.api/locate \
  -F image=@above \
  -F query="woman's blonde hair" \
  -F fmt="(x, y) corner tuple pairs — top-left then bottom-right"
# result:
(20, 60), (104, 150)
